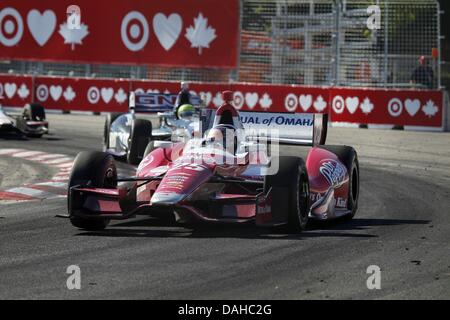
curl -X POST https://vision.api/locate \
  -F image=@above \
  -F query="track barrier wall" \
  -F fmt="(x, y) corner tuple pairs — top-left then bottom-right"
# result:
(0, 74), (445, 130)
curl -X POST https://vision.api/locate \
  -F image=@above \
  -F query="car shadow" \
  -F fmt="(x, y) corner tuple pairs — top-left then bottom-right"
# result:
(0, 133), (28, 140)
(0, 133), (62, 141)
(308, 217), (430, 231)
(74, 217), (429, 240)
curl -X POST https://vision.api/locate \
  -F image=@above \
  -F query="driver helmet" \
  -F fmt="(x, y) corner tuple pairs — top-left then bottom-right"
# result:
(206, 124), (237, 153)
(177, 104), (195, 120)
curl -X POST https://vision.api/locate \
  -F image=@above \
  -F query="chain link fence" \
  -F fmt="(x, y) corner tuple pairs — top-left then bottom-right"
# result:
(0, 0), (442, 89)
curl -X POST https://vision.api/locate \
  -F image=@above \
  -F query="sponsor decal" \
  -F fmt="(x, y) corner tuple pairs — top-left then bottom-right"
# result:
(240, 114), (313, 127)
(318, 159), (347, 188)
(310, 193), (347, 208)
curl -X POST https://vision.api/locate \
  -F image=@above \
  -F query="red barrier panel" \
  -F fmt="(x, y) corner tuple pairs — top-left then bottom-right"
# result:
(0, 0), (239, 68)
(0, 74), (33, 106)
(329, 87), (444, 128)
(34, 76), (129, 113)
(0, 74), (445, 129)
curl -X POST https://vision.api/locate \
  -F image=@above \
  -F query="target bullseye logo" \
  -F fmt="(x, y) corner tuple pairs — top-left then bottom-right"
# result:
(36, 84), (49, 102)
(0, 8), (24, 47)
(332, 96), (345, 114)
(233, 91), (244, 110)
(387, 98), (403, 117)
(87, 87), (100, 104)
(284, 93), (298, 112)
(121, 11), (149, 52)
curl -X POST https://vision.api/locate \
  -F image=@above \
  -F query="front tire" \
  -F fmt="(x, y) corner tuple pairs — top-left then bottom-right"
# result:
(68, 151), (117, 230)
(127, 119), (152, 165)
(264, 156), (310, 232)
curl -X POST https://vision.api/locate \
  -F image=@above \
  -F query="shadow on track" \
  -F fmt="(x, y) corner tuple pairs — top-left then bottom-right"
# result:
(0, 133), (63, 141)
(73, 217), (429, 240)
(0, 133), (28, 140)
(309, 217), (430, 231)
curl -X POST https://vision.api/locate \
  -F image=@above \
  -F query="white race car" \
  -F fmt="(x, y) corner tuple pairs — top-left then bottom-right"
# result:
(0, 102), (49, 138)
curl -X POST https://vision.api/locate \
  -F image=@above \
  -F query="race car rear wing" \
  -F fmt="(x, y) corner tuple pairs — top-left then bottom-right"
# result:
(199, 108), (328, 146)
(239, 111), (328, 146)
(129, 92), (201, 114)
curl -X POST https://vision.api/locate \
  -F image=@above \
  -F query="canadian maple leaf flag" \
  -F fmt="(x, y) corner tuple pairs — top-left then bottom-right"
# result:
(59, 23), (89, 50)
(185, 13), (217, 54)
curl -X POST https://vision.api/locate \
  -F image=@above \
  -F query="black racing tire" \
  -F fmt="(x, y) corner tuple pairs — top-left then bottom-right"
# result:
(68, 151), (117, 231)
(143, 141), (156, 159)
(103, 112), (125, 151)
(127, 119), (152, 165)
(23, 103), (46, 121)
(319, 145), (360, 220)
(264, 156), (310, 232)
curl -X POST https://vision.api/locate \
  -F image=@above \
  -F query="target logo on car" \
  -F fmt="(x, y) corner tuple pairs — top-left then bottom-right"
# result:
(0, 8), (24, 47)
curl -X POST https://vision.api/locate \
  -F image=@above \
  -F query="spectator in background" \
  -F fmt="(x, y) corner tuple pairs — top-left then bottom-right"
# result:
(411, 56), (434, 89)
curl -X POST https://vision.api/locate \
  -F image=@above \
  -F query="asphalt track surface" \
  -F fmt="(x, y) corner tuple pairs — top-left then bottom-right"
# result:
(1, 114), (449, 299)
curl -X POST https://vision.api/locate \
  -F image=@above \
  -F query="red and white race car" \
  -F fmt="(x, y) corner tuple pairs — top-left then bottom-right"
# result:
(67, 92), (359, 232)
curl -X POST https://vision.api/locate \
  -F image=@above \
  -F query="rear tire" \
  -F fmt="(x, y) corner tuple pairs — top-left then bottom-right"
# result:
(264, 156), (310, 232)
(68, 151), (117, 230)
(103, 113), (124, 151)
(319, 145), (359, 220)
(127, 119), (152, 165)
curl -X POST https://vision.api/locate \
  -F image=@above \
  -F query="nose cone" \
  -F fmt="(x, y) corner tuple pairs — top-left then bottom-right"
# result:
(150, 192), (186, 206)
(151, 163), (213, 206)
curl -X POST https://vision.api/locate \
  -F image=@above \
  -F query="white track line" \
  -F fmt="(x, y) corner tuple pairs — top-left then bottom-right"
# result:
(6, 187), (63, 200)
(33, 153), (67, 161)
(0, 149), (22, 155)
(0, 148), (74, 202)
(35, 181), (68, 188)
(42, 157), (73, 165)
(12, 151), (46, 158)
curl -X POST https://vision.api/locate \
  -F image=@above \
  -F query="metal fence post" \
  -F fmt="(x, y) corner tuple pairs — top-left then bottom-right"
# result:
(334, 0), (341, 86)
(384, 0), (389, 88)
(446, 91), (450, 131)
(85, 64), (91, 77)
(437, 1), (442, 89)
